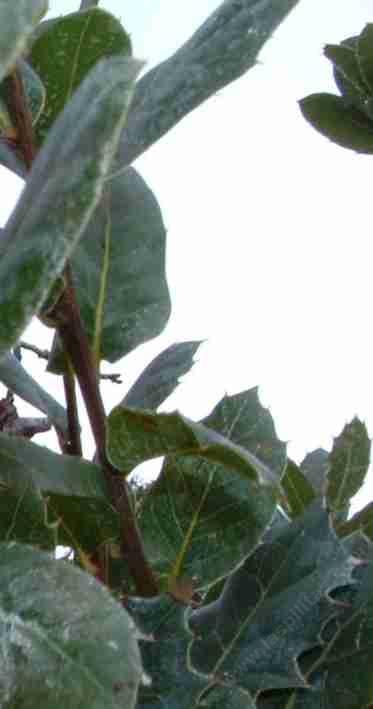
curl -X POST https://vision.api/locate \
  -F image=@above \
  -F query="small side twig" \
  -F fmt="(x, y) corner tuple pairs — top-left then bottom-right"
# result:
(100, 372), (122, 384)
(63, 365), (83, 456)
(19, 341), (49, 360)
(19, 341), (122, 382)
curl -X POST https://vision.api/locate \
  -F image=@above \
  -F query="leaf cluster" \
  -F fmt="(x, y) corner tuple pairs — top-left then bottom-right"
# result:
(0, 2), (372, 708)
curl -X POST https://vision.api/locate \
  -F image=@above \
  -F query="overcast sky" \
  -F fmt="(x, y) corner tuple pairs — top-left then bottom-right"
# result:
(1, 0), (373, 508)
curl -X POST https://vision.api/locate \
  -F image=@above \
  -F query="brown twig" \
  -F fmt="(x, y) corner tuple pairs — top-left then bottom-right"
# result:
(63, 365), (83, 456)
(8, 71), (158, 596)
(100, 372), (123, 383)
(7, 67), (36, 169)
(53, 265), (158, 596)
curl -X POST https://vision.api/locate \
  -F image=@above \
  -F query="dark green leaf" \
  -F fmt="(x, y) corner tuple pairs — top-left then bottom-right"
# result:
(48, 167), (170, 370)
(126, 595), (208, 709)
(188, 504), (356, 696)
(0, 432), (105, 498)
(327, 417), (371, 513)
(107, 406), (279, 484)
(0, 433), (121, 551)
(281, 459), (316, 517)
(299, 92), (373, 153)
(0, 0), (47, 83)
(357, 24), (373, 96)
(202, 686), (256, 709)
(300, 448), (329, 495)
(0, 55), (142, 360)
(119, 0), (301, 166)
(0, 542), (142, 707)
(261, 558), (373, 708)
(203, 389), (287, 479)
(30, 7), (131, 144)
(122, 341), (202, 409)
(337, 501), (373, 541)
(324, 43), (370, 111)
(0, 352), (68, 432)
(122, 388), (284, 587)
(0, 484), (56, 548)
(72, 166), (170, 364)
(139, 458), (277, 589)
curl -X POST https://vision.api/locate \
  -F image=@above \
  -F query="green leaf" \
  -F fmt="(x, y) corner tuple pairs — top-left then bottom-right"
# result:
(0, 432), (106, 498)
(0, 55), (143, 361)
(0, 484), (56, 548)
(139, 458), (277, 589)
(0, 542), (142, 707)
(72, 166), (170, 364)
(119, 0), (301, 166)
(203, 389), (287, 479)
(260, 558), (373, 709)
(122, 341), (202, 409)
(337, 501), (373, 541)
(127, 595), (208, 709)
(0, 352), (68, 432)
(116, 388), (284, 587)
(281, 459), (316, 517)
(48, 167), (170, 370)
(188, 504), (356, 696)
(300, 448), (329, 495)
(0, 0), (47, 83)
(324, 42), (370, 111)
(107, 406), (279, 484)
(0, 433), (121, 550)
(327, 417), (371, 513)
(299, 92), (373, 153)
(357, 24), (373, 96)
(30, 7), (132, 144)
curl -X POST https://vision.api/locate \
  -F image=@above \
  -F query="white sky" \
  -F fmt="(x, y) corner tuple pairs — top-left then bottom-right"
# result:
(1, 0), (373, 509)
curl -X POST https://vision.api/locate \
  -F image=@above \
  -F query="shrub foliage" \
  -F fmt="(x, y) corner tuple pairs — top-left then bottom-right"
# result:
(0, 2), (372, 707)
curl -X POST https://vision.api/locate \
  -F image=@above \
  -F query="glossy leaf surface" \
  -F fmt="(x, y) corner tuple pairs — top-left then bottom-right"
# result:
(356, 24), (373, 96)
(325, 42), (368, 111)
(299, 92), (373, 153)
(30, 7), (131, 143)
